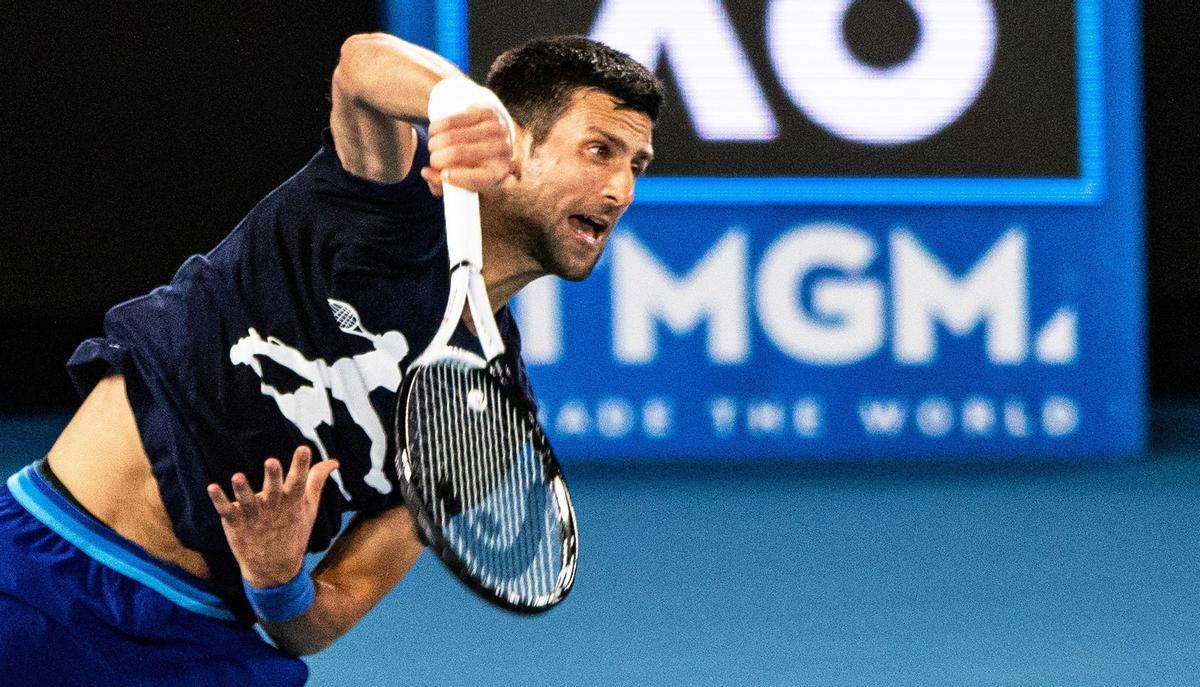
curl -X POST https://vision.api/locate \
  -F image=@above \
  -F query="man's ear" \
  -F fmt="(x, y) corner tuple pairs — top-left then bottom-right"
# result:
(509, 123), (530, 180)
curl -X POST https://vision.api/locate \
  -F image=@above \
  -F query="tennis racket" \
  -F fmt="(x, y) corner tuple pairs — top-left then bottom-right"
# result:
(393, 79), (578, 614)
(328, 298), (377, 341)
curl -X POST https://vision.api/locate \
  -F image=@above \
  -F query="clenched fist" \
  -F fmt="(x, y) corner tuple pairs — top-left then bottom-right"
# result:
(421, 106), (516, 197)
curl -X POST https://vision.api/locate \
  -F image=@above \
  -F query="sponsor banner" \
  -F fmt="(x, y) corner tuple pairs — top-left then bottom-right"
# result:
(389, 0), (1144, 460)
(511, 208), (1142, 460)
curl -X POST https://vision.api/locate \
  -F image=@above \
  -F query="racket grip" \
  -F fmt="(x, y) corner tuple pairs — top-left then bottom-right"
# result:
(428, 78), (502, 268)
(443, 185), (482, 266)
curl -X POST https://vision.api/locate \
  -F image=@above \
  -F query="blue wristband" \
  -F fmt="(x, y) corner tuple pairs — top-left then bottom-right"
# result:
(242, 570), (315, 623)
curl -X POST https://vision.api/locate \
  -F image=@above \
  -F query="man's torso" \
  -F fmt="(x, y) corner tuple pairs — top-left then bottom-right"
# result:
(53, 127), (533, 607)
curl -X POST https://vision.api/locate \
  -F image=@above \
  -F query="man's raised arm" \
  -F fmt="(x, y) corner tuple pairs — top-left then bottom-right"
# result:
(331, 33), (463, 183)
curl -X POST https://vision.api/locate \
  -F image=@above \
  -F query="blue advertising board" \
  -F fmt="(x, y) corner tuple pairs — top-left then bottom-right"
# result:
(388, 0), (1144, 461)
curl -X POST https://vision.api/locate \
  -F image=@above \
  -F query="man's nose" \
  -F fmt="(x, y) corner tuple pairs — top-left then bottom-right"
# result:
(603, 165), (635, 208)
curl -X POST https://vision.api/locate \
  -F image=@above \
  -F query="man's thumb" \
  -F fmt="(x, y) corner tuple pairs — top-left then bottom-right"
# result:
(306, 459), (340, 500)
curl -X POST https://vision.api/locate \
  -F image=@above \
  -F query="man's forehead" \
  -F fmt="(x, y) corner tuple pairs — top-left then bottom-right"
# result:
(553, 90), (651, 149)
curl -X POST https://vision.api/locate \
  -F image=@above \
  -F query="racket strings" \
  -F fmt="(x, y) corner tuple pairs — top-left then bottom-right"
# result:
(407, 363), (566, 606)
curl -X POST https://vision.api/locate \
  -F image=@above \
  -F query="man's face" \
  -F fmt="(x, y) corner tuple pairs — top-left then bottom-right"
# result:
(492, 88), (654, 281)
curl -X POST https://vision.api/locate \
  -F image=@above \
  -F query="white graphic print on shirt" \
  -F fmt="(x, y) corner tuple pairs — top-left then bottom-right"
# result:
(228, 299), (409, 500)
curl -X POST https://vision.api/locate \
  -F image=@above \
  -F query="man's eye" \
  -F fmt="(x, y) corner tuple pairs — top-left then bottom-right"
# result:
(588, 144), (609, 156)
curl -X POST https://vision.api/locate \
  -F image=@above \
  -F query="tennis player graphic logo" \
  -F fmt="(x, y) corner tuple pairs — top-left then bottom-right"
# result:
(228, 298), (409, 500)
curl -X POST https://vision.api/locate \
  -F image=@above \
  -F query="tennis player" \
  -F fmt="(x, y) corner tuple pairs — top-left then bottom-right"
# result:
(0, 33), (660, 683)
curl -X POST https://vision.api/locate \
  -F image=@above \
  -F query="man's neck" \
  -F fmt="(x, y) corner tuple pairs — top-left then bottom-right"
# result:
(457, 240), (541, 335)
(479, 244), (542, 312)
(476, 201), (545, 313)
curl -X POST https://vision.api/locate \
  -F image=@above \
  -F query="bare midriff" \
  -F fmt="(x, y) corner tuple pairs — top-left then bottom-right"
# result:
(45, 375), (211, 579)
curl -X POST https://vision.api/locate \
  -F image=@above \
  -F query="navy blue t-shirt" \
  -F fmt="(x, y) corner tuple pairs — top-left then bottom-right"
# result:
(67, 128), (533, 615)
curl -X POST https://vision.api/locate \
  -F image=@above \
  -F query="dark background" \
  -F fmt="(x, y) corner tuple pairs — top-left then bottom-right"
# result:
(470, 0), (1079, 177)
(1, 1), (1195, 411)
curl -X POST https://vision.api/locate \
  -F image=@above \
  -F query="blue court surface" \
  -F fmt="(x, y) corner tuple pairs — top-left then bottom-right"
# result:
(4, 410), (1200, 686)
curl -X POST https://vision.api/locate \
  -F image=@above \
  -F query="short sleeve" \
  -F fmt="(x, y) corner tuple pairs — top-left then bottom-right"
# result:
(66, 337), (133, 398)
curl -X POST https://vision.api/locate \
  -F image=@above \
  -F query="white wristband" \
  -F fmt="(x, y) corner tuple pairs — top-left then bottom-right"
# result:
(427, 77), (515, 146)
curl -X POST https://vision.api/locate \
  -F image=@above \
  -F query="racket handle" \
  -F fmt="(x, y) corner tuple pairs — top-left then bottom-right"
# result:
(427, 78), (508, 359)
(427, 78), (512, 267)
(443, 184), (481, 266)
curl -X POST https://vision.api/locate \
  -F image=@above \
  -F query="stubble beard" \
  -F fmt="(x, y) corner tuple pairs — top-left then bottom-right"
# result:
(508, 207), (599, 283)
(493, 169), (603, 282)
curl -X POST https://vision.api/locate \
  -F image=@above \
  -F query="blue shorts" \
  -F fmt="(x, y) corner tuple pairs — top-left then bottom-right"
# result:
(0, 463), (308, 685)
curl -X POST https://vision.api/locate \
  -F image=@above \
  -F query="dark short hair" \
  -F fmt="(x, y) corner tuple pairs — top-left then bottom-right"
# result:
(485, 36), (663, 146)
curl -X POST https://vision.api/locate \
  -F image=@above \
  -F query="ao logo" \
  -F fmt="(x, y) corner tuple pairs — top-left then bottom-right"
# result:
(590, 0), (997, 144)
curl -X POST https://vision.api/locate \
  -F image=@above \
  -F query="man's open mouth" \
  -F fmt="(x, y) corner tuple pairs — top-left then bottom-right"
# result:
(568, 214), (609, 243)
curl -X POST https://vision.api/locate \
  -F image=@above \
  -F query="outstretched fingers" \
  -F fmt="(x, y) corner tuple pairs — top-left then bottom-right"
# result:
(231, 473), (258, 517)
(206, 483), (238, 521)
(261, 457), (284, 507)
(283, 445), (312, 494)
(207, 446), (331, 522)
(283, 445), (337, 503)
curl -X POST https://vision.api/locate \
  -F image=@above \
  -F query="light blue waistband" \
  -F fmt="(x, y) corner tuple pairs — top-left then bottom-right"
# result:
(7, 464), (236, 622)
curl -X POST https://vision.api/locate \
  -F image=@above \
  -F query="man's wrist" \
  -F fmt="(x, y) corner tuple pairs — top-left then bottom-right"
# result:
(242, 566), (301, 590)
(243, 568), (315, 624)
(428, 77), (516, 145)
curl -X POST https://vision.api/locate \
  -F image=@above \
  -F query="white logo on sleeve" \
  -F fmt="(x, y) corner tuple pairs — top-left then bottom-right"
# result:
(229, 299), (410, 500)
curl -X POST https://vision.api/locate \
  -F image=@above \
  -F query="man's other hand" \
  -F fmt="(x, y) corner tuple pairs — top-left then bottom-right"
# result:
(206, 446), (338, 588)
